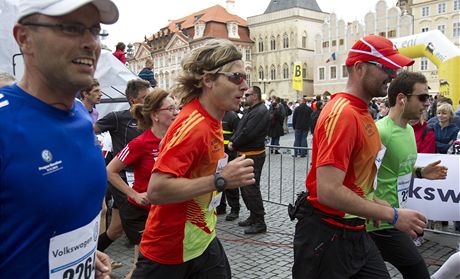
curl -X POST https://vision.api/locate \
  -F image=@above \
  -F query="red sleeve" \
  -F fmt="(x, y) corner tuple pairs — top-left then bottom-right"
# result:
(153, 123), (207, 177)
(422, 129), (437, 153)
(117, 136), (142, 166)
(315, 106), (358, 172)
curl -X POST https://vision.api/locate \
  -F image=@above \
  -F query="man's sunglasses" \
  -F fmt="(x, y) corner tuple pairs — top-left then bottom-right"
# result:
(218, 72), (247, 85)
(407, 94), (430, 103)
(365, 61), (397, 78)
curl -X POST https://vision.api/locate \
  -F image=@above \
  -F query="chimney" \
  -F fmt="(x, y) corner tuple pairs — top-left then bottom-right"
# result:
(226, 0), (235, 15)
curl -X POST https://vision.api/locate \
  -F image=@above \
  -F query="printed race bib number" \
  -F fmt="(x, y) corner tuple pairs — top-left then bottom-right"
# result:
(49, 214), (99, 279)
(208, 155), (228, 212)
(373, 144), (387, 190)
(397, 173), (412, 208)
(126, 171), (134, 188)
(62, 254), (95, 279)
(208, 192), (223, 211)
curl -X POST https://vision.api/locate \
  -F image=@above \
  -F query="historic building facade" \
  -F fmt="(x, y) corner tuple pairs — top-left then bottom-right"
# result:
(126, 42), (152, 75)
(144, 4), (253, 90)
(314, 0), (414, 95)
(397, 0), (460, 93)
(248, 0), (328, 100)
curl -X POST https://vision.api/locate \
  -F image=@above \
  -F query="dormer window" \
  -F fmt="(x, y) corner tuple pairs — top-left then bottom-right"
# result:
(227, 22), (239, 39)
(194, 21), (205, 39)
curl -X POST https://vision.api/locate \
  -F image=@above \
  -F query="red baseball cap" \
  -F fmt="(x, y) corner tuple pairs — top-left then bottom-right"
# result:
(345, 35), (414, 70)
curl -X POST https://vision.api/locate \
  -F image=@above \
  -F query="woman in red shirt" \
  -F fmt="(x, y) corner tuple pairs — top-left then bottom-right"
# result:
(106, 88), (177, 278)
(410, 110), (436, 153)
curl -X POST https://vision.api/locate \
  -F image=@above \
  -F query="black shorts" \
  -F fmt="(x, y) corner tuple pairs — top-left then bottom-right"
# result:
(108, 181), (128, 210)
(132, 237), (231, 279)
(120, 202), (149, 245)
(292, 202), (390, 279)
(369, 229), (430, 279)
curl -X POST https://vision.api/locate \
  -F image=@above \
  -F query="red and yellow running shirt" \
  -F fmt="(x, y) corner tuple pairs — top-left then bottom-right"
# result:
(139, 98), (224, 264)
(307, 93), (381, 218)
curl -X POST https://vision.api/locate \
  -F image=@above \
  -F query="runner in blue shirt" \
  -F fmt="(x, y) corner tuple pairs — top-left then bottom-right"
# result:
(0, 1), (119, 278)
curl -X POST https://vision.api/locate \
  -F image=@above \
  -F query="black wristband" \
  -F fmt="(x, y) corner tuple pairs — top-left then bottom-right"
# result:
(415, 167), (423, 179)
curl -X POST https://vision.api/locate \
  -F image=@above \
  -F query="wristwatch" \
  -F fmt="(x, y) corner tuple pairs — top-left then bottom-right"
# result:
(214, 173), (227, 192)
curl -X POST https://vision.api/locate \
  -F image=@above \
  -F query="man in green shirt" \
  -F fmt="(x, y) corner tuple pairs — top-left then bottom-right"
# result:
(368, 71), (448, 279)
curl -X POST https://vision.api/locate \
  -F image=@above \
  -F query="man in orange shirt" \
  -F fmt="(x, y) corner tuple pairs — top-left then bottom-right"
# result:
(292, 35), (427, 279)
(132, 39), (255, 278)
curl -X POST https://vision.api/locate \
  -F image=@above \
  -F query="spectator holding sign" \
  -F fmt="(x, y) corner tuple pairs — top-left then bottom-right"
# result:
(368, 72), (448, 279)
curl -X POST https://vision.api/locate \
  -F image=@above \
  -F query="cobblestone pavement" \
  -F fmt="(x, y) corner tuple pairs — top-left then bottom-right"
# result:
(106, 132), (459, 278)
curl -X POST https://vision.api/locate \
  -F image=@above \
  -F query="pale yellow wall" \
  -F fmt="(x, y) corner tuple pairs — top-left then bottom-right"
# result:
(410, 0), (460, 93)
(313, 0), (415, 96)
(248, 7), (328, 101)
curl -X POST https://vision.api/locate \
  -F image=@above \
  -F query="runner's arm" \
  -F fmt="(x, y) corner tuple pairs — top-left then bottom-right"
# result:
(316, 165), (426, 238)
(147, 156), (255, 204)
(106, 157), (149, 206)
(415, 160), (448, 180)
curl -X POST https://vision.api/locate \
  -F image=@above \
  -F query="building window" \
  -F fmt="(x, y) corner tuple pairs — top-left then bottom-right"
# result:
(332, 40), (336, 47)
(388, 30), (397, 38)
(379, 31), (386, 37)
(339, 39), (344, 46)
(302, 66), (307, 78)
(322, 41), (329, 48)
(247, 73), (251, 86)
(283, 63), (289, 79)
(438, 25), (446, 34)
(455, 0), (460, 11)
(421, 6), (429, 17)
(245, 49), (251, 61)
(421, 27), (429, 33)
(330, 66), (337, 79)
(283, 33), (289, 48)
(258, 38), (264, 52)
(270, 36), (276, 50)
(454, 22), (460, 37)
(318, 67), (325, 81)
(342, 65), (349, 78)
(165, 73), (170, 89)
(438, 3), (446, 13)
(420, 57), (428, 71)
(258, 66), (264, 80)
(270, 65), (276, 80)
(302, 36), (307, 48)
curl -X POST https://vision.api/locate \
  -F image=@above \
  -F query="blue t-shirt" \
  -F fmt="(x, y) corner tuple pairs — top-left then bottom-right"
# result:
(0, 85), (107, 278)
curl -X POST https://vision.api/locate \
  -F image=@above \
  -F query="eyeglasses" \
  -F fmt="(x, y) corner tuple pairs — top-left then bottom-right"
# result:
(244, 93), (254, 97)
(365, 61), (397, 78)
(218, 72), (247, 85)
(158, 105), (178, 112)
(406, 94), (430, 103)
(21, 22), (106, 38)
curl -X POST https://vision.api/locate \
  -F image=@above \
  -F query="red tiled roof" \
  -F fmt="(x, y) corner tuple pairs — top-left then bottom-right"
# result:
(146, 5), (252, 46)
(200, 21), (251, 42)
(167, 5), (247, 32)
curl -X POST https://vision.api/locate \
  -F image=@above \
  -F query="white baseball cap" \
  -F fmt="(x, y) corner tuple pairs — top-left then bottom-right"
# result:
(18, 0), (119, 24)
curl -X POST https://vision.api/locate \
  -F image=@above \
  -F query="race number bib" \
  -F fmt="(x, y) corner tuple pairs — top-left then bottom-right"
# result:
(49, 214), (100, 279)
(397, 173), (412, 209)
(373, 144), (387, 190)
(126, 171), (134, 188)
(208, 154), (228, 211)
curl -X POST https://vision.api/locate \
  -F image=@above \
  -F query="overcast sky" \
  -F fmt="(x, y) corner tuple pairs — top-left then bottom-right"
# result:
(102, 0), (397, 48)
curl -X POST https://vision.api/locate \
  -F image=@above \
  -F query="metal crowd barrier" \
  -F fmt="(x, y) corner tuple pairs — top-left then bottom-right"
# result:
(263, 145), (311, 206)
(261, 145), (460, 237)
